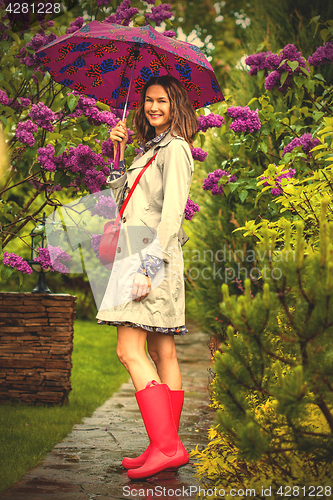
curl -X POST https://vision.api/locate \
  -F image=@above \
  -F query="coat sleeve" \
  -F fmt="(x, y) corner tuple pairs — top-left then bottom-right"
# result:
(106, 159), (128, 211)
(155, 139), (194, 264)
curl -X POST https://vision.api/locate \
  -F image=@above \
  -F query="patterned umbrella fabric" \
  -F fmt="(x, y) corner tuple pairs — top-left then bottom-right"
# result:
(36, 21), (224, 110)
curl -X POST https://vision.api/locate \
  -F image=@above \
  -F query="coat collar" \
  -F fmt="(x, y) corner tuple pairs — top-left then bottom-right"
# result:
(127, 131), (184, 171)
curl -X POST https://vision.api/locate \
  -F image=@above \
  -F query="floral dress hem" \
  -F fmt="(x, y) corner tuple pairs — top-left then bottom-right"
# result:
(97, 320), (187, 336)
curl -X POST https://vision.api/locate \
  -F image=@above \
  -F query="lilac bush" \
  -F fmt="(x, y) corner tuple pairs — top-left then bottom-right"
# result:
(35, 246), (71, 273)
(197, 113), (224, 133)
(29, 102), (56, 132)
(185, 198), (200, 220)
(282, 133), (320, 158)
(145, 4), (173, 26)
(227, 106), (261, 133)
(66, 17), (84, 34)
(247, 44), (309, 93)
(3, 252), (33, 274)
(308, 41), (333, 67)
(191, 147), (208, 162)
(105, 0), (139, 26)
(15, 120), (38, 146)
(203, 169), (237, 196)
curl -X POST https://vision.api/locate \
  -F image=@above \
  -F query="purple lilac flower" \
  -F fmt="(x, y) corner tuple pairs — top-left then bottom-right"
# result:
(89, 194), (117, 220)
(282, 133), (320, 158)
(308, 42), (333, 67)
(64, 144), (108, 193)
(197, 113), (224, 133)
(69, 95), (118, 128)
(15, 120), (38, 146)
(105, 0), (139, 26)
(19, 32), (56, 69)
(37, 144), (56, 171)
(91, 234), (103, 261)
(26, 33), (46, 51)
(264, 44), (308, 92)
(191, 148), (207, 162)
(9, 97), (31, 109)
(29, 102), (56, 132)
(3, 251), (33, 274)
(245, 51), (281, 76)
(145, 0), (156, 4)
(97, 0), (109, 5)
(184, 198), (200, 220)
(0, 89), (8, 105)
(145, 3), (173, 27)
(163, 30), (176, 38)
(35, 246), (71, 273)
(39, 19), (54, 29)
(260, 166), (296, 196)
(101, 138), (114, 158)
(227, 106), (261, 133)
(203, 169), (237, 196)
(66, 17), (84, 34)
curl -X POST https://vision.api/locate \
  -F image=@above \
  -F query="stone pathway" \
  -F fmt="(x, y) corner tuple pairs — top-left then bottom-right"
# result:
(0, 322), (215, 500)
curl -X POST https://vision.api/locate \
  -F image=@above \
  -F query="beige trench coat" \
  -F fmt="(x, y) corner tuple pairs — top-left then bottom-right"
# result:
(96, 131), (194, 328)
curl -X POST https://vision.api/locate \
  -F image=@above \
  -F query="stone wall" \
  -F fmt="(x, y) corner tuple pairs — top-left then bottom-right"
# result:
(0, 292), (76, 405)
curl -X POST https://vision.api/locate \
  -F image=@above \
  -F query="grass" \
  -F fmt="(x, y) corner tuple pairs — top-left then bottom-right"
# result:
(0, 320), (129, 493)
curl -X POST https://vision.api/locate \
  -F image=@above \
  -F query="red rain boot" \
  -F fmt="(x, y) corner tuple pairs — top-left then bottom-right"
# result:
(127, 382), (189, 481)
(122, 388), (184, 469)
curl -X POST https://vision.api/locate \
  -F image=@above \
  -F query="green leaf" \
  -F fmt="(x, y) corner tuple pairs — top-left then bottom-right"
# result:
(287, 60), (299, 72)
(1, 265), (14, 281)
(200, 133), (205, 148)
(280, 71), (289, 87)
(320, 29), (329, 41)
(239, 190), (248, 202)
(314, 73), (325, 82)
(311, 15), (321, 24)
(7, 30), (20, 44)
(68, 94), (79, 113)
(96, 101), (110, 111)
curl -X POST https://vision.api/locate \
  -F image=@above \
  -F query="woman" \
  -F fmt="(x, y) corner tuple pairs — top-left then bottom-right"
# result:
(96, 75), (198, 480)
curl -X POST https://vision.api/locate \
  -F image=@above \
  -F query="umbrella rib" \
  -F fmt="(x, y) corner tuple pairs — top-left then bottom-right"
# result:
(115, 43), (140, 113)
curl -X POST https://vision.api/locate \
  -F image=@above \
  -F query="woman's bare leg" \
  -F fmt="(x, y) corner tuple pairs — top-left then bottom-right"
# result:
(116, 325), (160, 391)
(147, 332), (182, 390)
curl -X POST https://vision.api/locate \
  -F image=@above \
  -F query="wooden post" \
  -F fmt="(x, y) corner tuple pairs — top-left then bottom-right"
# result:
(0, 292), (76, 405)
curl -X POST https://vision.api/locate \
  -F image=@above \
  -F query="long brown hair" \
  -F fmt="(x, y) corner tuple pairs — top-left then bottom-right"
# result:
(134, 75), (198, 147)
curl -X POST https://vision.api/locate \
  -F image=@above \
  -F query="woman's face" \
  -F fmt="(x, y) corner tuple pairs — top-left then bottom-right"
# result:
(144, 84), (171, 136)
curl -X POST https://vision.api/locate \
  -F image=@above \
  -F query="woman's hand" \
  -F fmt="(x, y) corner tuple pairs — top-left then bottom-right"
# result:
(110, 120), (128, 160)
(132, 272), (151, 302)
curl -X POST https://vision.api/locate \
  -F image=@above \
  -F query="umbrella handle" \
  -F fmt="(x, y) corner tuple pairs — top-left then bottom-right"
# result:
(114, 142), (121, 170)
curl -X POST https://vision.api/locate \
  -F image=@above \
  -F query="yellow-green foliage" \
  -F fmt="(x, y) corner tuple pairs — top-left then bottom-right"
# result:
(191, 386), (333, 499)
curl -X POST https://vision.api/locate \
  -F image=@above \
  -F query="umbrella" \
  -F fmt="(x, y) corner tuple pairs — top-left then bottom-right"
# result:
(36, 21), (224, 115)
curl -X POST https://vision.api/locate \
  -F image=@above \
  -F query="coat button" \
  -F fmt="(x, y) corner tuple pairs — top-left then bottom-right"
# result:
(122, 216), (126, 223)
(143, 238), (149, 244)
(117, 247), (121, 253)
(126, 187), (130, 193)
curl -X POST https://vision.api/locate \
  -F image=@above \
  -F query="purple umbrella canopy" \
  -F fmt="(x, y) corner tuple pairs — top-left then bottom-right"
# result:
(36, 21), (224, 111)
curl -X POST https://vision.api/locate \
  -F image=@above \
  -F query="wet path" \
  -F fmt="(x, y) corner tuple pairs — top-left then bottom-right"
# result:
(0, 322), (215, 500)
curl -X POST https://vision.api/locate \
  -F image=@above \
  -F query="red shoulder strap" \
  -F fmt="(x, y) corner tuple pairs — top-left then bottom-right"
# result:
(114, 151), (158, 226)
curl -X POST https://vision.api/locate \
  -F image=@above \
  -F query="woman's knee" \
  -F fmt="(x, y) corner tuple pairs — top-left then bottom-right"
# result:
(148, 338), (177, 365)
